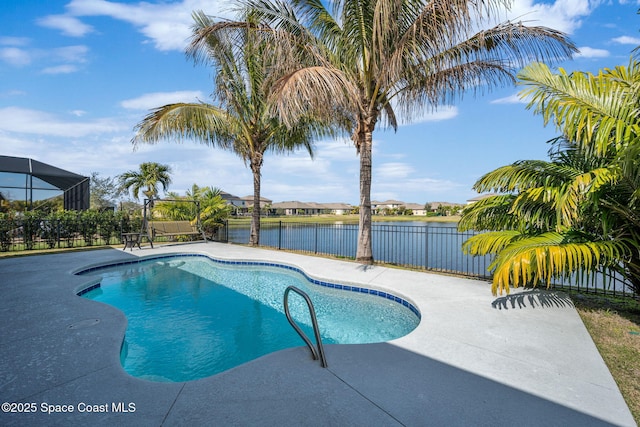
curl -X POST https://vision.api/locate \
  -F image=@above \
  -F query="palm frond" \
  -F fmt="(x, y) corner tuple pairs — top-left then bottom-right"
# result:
(461, 229), (522, 256)
(518, 61), (640, 155)
(472, 160), (561, 193)
(490, 232), (632, 295)
(132, 103), (239, 150)
(118, 162), (172, 201)
(269, 65), (359, 129)
(458, 194), (518, 231)
(509, 189), (559, 231)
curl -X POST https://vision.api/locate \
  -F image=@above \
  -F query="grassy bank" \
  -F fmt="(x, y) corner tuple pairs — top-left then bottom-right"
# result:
(571, 294), (640, 424)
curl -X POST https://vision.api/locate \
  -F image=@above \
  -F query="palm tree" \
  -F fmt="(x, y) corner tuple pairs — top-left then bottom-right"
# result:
(459, 59), (640, 295)
(189, 185), (232, 235)
(118, 162), (172, 202)
(154, 191), (192, 220)
(131, 12), (328, 246)
(241, 0), (576, 263)
(155, 184), (231, 237)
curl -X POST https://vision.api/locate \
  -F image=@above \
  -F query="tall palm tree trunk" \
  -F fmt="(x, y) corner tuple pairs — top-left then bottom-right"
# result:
(356, 130), (374, 263)
(250, 157), (262, 246)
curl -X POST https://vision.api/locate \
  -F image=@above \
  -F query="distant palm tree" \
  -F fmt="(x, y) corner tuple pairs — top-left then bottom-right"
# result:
(243, 0), (576, 263)
(459, 59), (640, 295)
(155, 184), (231, 236)
(188, 185), (232, 234)
(131, 12), (329, 246)
(118, 162), (172, 202)
(154, 191), (191, 220)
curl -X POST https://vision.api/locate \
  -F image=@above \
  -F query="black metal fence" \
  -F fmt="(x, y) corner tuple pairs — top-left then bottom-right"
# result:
(0, 217), (141, 251)
(224, 220), (637, 297)
(1, 215), (636, 297)
(226, 221), (491, 278)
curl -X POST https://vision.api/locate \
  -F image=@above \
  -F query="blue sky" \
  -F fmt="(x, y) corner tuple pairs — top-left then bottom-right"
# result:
(1, 0), (639, 205)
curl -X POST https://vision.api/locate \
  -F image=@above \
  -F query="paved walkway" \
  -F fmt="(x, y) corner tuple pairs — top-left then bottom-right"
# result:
(0, 242), (635, 426)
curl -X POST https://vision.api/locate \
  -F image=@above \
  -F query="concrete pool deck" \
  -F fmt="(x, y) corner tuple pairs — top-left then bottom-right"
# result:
(0, 242), (635, 426)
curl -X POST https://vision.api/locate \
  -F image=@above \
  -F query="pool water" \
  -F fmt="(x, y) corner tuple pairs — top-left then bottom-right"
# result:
(80, 255), (420, 382)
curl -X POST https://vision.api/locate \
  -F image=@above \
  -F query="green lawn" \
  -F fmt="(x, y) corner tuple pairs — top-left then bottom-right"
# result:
(571, 294), (640, 424)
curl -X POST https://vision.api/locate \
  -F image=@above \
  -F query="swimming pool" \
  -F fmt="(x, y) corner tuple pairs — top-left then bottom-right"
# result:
(78, 254), (420, 382)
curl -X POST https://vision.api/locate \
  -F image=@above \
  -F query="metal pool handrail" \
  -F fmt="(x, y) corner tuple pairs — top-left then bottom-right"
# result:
(283, 286), (328, 368)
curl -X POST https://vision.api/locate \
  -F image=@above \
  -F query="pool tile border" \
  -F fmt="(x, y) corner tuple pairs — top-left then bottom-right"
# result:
(76, 253), (421, 319)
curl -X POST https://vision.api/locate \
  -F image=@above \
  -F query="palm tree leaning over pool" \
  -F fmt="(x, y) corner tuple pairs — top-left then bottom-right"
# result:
(118, 162), (172, 204)
(241, 0), (576, 263)
(131, 12), (330, 246)
(459, 59), (640, 295)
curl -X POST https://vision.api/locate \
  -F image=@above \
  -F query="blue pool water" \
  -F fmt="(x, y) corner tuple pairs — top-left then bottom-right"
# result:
(79, 255), (420, 382)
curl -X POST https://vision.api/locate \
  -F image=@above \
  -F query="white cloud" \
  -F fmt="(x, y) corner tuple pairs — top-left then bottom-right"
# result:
(576, 46), (610, 58)
(66, 0), (234, 51)
(612, 35), (640, 45)
(373, 176), (465, 203)
(0, 107), (127, 137)
(0, 137), (108, 194)
(257, 138), (361, 202)
(53, 45), (89, 62)
(167, 150), (250, 195)
(0, 43), (88, 71)
(0, 90), (27, 98)
(0, 47), (32, 66)
(399, 105), (458, 126)
(0, 37), (30, 47)
(41, 64), (79, 74)
(38, 46), (88, 73)
(0, 132), (40, 156)
(377, 162), (414, 179)
(37, 14), (94, 37)
(121, 91), (206, 110)
(491, 94), (525, 104)
(264, 180), (356, 203)
(416, 106), (459, 123)
(314, 138), (356, 161)
(0, 129), (236, 189)
(266, 151), (329, 175)
(507, 0), (595, 34)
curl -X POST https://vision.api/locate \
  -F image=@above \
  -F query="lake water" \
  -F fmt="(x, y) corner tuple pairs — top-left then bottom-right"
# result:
(224, 220), (631, 295)
(226, 221), (493, 278)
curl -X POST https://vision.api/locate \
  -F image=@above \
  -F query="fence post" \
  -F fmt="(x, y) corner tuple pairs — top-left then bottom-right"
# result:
(315, 222), (318, 254)
(56, 219), (61, 249)
(278, 221), (282, 250)
(424, 225), (429, 269)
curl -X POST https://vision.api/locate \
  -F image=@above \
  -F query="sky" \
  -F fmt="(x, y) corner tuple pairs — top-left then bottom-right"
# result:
(1, 0), (639, 206)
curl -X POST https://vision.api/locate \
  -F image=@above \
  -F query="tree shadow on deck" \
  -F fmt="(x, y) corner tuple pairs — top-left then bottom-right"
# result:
(492, 289), (575, 310)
